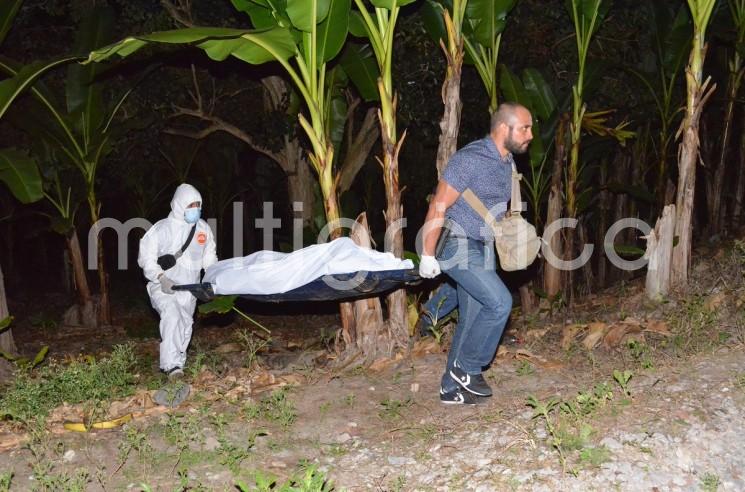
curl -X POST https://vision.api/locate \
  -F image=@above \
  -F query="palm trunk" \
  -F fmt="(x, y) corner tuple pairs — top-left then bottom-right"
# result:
(89, 193), (111, 325)
(347, 213), (386, 360)
(435, 12), (465, 178)
(596, 160), (610, 287)
(65, 229), (97, 328)
(286, 146), (315, 228)
(543, 117), (567, 298)
(733, 110), (745, 224)
(0, 264), (17, 356)
(707, 63), (742, 234)
(671, 37), (716, 287)
(381, 124), (408, 353)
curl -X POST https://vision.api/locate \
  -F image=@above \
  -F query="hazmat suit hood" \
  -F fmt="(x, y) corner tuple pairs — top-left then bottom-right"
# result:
(169, 183), (202, 223)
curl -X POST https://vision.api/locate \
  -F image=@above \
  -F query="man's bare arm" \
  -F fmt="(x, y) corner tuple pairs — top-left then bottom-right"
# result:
(422, 180), (461, 256)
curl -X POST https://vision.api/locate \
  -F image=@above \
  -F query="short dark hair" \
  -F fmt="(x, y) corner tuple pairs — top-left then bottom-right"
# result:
(490, 102), (529, 132)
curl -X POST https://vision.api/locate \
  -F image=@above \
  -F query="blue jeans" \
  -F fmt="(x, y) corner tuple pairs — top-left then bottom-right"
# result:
(422, 281), (458, 326)
(437, 235), (512, 392)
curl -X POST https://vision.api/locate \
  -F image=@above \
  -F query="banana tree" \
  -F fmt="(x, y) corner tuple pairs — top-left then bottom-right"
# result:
(3, 5), (138, 325)
(626, 3), (691, 211)
(500, 65), (558, 227)
(463, 0), (517, 114)
(0, 0), (53, 355)
(0, 150), (43, 356)
(38, 165), (94, 328)
(350, 0), (418, 352)
(421, 0), (468, 176)
(706, 0), (745, 233)
(670, 0), (718, 287)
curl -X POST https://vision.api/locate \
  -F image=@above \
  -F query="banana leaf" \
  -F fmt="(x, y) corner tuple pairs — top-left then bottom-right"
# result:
(0, 0), (22, 46)
(0, 149), (43, 203)
(86, 27), (296, 66)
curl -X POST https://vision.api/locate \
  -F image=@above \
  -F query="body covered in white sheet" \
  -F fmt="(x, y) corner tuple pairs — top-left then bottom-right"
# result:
(203, 237), (413, 296)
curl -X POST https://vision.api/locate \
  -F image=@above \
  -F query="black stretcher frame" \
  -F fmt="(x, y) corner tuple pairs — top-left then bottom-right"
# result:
(173, 268), (422, 303)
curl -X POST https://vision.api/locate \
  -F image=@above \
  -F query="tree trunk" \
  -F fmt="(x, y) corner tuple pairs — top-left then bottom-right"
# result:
(285, 142), (315, 228)
(340, 213), (386, 361)
(543, 117), (567, 298)
(435, 30), (464, 178)
(578, 221), (593, 294)
(87, 192), (112, 325)
(519, 284), (537, 315)
(671, 34), (716, 288)
(0, 263), (17, 356)
(64, 229), (97, 328)
(596, 160), (610, 288)
(645, 204), (675, 300)
(381, 126), (409, 353)
(734, 110), (745, 225)
(707, 64), (742, 234)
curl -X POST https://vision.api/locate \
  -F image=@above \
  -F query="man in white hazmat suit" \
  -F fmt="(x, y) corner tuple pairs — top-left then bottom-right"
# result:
(138, 183), (217, 378)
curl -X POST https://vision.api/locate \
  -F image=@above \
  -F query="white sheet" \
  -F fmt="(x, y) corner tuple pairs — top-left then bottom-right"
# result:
(203, 237), (414, 295)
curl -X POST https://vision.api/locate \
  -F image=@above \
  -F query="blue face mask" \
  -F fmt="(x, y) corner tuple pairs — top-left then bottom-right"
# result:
(184, 207), (201, 224)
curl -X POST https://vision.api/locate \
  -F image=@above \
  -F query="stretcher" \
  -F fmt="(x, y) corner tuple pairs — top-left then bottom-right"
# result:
(173, 268), (422, 303)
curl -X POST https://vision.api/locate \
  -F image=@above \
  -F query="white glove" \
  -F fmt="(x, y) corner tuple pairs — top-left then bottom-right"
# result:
(419, 255), (441, 279)
(159, 275), (176, 295)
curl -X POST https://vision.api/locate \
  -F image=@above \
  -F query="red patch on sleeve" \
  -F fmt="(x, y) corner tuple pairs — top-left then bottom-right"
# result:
(197, 232), (207, 245)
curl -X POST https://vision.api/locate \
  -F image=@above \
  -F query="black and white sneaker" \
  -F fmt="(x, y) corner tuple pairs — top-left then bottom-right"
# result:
(439, 387), (481, 405)
(449, 360), (492, 396)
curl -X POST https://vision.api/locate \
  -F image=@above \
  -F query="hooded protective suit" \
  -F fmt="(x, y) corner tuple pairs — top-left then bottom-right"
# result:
(138, 184), (218, 371)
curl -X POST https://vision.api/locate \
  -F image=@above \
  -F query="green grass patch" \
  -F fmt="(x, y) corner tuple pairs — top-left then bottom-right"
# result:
(0, 344), (137, 424)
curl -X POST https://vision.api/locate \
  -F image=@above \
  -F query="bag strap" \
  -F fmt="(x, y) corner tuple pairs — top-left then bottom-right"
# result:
(461, 162), (523, 226)
(461, 189), (499, 229)
(174, 224), (197, 259)
(509, 162), (523, 216)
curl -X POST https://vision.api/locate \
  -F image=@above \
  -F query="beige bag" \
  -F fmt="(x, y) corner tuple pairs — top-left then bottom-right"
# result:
(462, 163), (541, 271)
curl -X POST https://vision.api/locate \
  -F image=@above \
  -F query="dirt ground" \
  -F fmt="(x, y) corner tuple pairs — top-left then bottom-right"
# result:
(1, 243), (745, 491)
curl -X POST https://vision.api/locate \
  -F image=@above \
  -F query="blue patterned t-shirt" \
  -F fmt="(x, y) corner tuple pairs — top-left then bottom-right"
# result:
(442, 136), (513, 241)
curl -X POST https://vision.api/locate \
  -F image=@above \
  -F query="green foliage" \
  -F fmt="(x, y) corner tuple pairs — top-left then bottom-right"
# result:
(699, 472), (721, 492)
(237, 464), (335, 492)
(0, 149), (43, 203)
(339, 42), (379, 101)
(29, 463), (90, 492)
(0, 471), (11, 492)
(516, 360), (535, 376)
(612, 369), (633, 397)
(244, 387), (297, 428)
(0, 344), (137, 424)
(235, 329), (272, 369)
(116, 426), (154, 478)
(87, 27), (297, 65)
(379, 396), (413, 420)
(199, 295), (238, 314)
(627, 340), (654, 369)
(578, 445), (611, 467)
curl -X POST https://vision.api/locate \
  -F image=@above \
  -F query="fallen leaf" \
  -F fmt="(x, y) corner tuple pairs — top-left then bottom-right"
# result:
(250, 371), (276, 390)
(411, 338), (441, 356)
(369, 357), (395, 372)
(515, 348), (564, 370)
(644, 319), (671, 335)
(603, 322), (643, 348)
(582, 322), (608, 350)
(561, 324), (585, 350)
